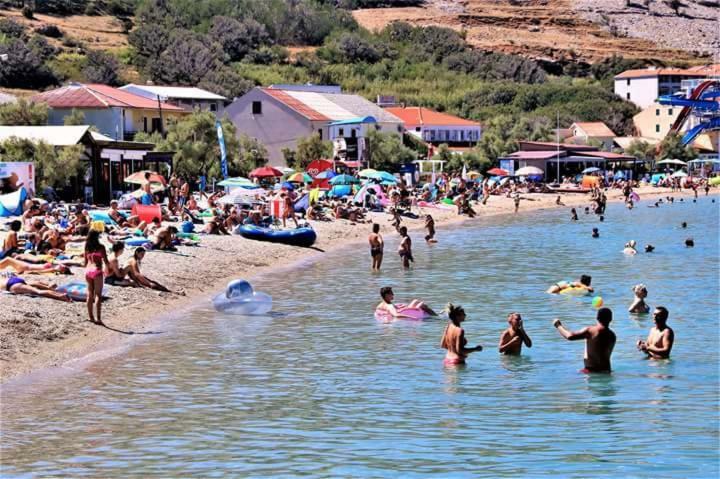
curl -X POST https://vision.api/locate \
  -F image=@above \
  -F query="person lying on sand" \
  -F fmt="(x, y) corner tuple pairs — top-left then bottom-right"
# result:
(440, 303), (482, 366)
(628, 284), (650, 314)
(553, 308), (616, 374)
(0, 271), (70, 301)
(126, 247), (170, 292)
(375, 286), (437, 319)
(0, 257), (71, 275)
(637, 307), (674, 359)
(498, 312), (532, 355)
(547, 275), (594, 294)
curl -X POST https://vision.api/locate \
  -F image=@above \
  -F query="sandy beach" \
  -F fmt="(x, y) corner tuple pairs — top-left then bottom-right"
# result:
(0, 186), (711, 383)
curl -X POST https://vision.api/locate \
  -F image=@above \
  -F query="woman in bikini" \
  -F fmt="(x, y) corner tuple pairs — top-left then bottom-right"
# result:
(440, 303), (483, 366)
(397, 226), (413, 269)
(127, 247), (171, 292)
(84, 230), (109, 324)
(1, 271), (71, 301)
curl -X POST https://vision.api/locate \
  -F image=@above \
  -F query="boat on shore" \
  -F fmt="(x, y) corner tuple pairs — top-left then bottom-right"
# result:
(234, 224), (317, 247)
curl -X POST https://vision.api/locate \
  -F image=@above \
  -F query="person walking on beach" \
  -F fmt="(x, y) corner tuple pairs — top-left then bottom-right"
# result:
(498, 313), (532, 355)
(398, 226), (413, 269)
(84, 229), (109, 325)
(637, 307), (674, 359)
(513, 192), (521, 213)
(441, 303), (483, 365)
(368, 223), (384, 271)
(553, 308), (616, 373)
(281, 192), (298, 228)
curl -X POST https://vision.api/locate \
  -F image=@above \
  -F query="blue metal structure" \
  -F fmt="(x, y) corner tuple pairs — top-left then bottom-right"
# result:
(658, 80), (720, 146)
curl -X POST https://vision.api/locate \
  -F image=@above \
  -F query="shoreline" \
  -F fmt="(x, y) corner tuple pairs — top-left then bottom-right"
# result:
(0, 186), (711, 384)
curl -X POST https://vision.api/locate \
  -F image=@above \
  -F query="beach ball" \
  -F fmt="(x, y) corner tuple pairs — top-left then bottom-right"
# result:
(592, 296), (604, 308)
(226, 279), (254, 300)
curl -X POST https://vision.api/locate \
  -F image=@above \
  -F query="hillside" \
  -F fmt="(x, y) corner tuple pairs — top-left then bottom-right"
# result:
(352, 0), (712, 65)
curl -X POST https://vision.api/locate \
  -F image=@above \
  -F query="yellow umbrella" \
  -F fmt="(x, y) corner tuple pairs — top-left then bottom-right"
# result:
(468, 170), (482, 179)
(359, 168), (377, 177)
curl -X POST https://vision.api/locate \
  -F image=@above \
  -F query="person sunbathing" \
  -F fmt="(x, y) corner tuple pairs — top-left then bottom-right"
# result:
(104, 242), (136, 287)
(0, 256), (70, 275)
(375, 286), (437, 319)
(108, 200), (128, 227)
(150, 226), (178, 250)
(126, 247), (170, 292)
(204, 218), (230, 235)
(0, 271), (71, 302)
(1, 220), (21, 259)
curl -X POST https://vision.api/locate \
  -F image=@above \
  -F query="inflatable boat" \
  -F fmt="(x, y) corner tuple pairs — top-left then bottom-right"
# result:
(235, 224), (317, 247)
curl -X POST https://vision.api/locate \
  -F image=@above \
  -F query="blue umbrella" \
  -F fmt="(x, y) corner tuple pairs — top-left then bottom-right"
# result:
(315, 170), (336, 180)
(329, 174), (359, 185)
(368, 171), (397, 183)
(281, 181), (295, 190)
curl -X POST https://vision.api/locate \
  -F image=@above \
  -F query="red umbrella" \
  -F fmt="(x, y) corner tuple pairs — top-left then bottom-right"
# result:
(487, 168), (509, 176)
(249, 166), (283, 178)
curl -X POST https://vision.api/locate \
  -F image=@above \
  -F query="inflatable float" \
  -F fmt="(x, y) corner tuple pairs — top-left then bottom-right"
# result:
(374, 304), (430, 321)
(0, 187), (27, 217)
(57, 280), (107, 302)
(558, 287), (591, 297)
(212, 279), (272, 315)
(131, 204), (163, 223)
(235, 224), (317, 247)
(89, 209), (128, 225)
(124, 237), (152, 247)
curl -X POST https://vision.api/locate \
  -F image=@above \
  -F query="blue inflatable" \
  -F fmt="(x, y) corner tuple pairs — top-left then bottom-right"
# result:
(124, 237), (152, 247)
(212, 279), (272, 315)
(57, 280), (107, 302)
(235, 225), (317, 247)
(0, 187), (27, 217)
(89, 210), (127, 225)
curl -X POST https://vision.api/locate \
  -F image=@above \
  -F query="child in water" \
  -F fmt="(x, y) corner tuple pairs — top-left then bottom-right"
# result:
(440, 303), (482, 365)
(498, 313), (532, 355)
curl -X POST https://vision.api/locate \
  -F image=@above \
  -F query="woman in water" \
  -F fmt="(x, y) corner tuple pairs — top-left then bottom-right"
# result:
(397, 226), (413, 269)
(628, 284), (650, 314)
(375, 286), (436, 319)
(127, 247), (171, 292)
(623, 240), (638, 255)
(84, 229), (109, 324)
(440, 303), (482, 365)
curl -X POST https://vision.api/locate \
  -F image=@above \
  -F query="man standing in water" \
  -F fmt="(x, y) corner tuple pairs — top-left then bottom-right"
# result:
(498, 313), (532, 355)
(368, 223), (384, 271)
(637, 306), (674, 359)
(553, 308), (616, 373)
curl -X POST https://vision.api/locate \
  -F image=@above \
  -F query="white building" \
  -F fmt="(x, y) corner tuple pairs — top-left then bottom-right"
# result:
(614, 67), (707, 109)
(384, 106), (481, 145)
(120, 84), (228, 117)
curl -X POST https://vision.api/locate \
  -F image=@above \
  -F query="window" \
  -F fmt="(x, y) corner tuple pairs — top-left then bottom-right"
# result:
(143, 117), (148, 133)
(210, 103), (217, 112)
(655, 124), (660, 133)
(338, 128), (344, 137)
(318, 129), (322, 139)
(626, 92), (630, 100)
(415, 127), (421, 132)
(351, 129), (357, 138)
(656, 109), (660, 116)
(626, 79), (630, 86)
(252, 101), (262, 115)
(668, 108), (673, 115)
(151, 118), (162, 133)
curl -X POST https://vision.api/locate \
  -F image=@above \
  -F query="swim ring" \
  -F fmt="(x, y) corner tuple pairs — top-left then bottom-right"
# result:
(374, 304), (429, 321)
(558, 287), (591, 297)
(212, 279), (272, 315)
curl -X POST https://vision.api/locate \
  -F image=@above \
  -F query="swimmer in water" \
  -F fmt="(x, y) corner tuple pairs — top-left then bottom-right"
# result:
(440, 303), (482, 365)
(623, 240), (638, 255)
(681, 222), (687, 228)
(599, 215), (605, 222)
(637, 307), (674, 359)
(368, 223), (384, 271)
(375, 286), (437, 319)
(547, 275), (594, 294)
(591, 228), (599, 238)
(570, 208), (578, 221)
(685, 238), (694, 247)
(498, 312), (532, 355)
(645, 244), (655, 253)
(628, 284), (650, 314)
(553, 308), (616, 373)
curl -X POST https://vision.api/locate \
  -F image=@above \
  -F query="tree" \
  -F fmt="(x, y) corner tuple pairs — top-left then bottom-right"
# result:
(295, 134), (332, 170)
(150, 30), (222, 86)
(365, 130), (416, 171)
(281, 147), (297, 169)
(0, 39), (57, 89)
(624, 139), (656, 162)
(210, 16), (269, 63)
(199, 67), (254, 99)
(657, 132), (697, 162)
(238, 135), (269, 174)
(83, 50), (120, 85)
(0, 139), (85, 190)
(0, 99), (48, 126)
(475, 115), (553, 164)
(63, 109), (86, 126)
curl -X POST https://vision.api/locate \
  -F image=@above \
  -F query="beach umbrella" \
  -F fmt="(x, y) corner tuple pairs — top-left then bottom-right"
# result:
(359, 168), (377, 177)
(368, 171), (397, 183)
(487, 167), (509, 176)
(287, 172), (312, 183)
(217, 177), (257, 188)
(657, 159), (688, 166)
(329, 174), (359, 185)
(124, 170), (167, 185)
(581, 167), (601, 174)
(130, 184), (165, 199)
(281, 181), (295, 190)
(249, 166), (283, 178)
(280, 167), (295, 175)
(515, 166), (544, 176)
(671, 170), (688, 178)
(467, 170), (482, 179)
(315, 170), (336, 180)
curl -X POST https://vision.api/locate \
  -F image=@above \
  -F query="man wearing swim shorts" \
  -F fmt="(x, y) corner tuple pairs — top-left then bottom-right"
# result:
(553, 308), (616, 373)
(637, 307), (674, 359)
(368, 223), (384, 271)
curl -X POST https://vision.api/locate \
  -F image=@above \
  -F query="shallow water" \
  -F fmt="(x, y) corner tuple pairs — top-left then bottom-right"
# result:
(2, 197), (719, 478)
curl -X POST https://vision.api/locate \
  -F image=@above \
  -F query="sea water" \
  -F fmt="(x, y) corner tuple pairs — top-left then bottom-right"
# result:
(1, 198), (718, 478)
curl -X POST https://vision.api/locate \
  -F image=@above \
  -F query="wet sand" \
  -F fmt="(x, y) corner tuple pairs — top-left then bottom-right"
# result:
(0, 186), (711, 382)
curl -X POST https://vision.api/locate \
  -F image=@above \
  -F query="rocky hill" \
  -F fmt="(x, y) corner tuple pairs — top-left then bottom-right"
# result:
(353, 0), (713, 65)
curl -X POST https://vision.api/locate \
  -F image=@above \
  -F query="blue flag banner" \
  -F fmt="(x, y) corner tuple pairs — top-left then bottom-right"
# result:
(216, 120), (228, 179)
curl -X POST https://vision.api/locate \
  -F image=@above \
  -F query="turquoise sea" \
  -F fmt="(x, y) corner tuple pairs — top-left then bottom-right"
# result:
(1, 197), (719, 478)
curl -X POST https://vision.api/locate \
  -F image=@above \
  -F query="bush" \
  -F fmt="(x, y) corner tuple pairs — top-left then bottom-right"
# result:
(0, 18), (24, 38)
(210, 16), (269, 63)
(28, 35), (58, 62)
(21, 5), (34, 19)
(35, 24), (64, 38)
(0, 99), (49, 126)
(0, 39), (58, 89)
(83, 49), (120, 85)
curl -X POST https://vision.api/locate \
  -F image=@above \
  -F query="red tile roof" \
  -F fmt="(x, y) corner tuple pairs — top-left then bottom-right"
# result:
(614, 68), (708, 80)
(262, 88), (329, 121)
(32, 84), (184, 111)
(384, 107), (480, 127)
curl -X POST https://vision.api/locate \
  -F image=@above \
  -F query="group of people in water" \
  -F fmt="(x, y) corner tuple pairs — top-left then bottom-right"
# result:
(376, 284), (674, 373)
